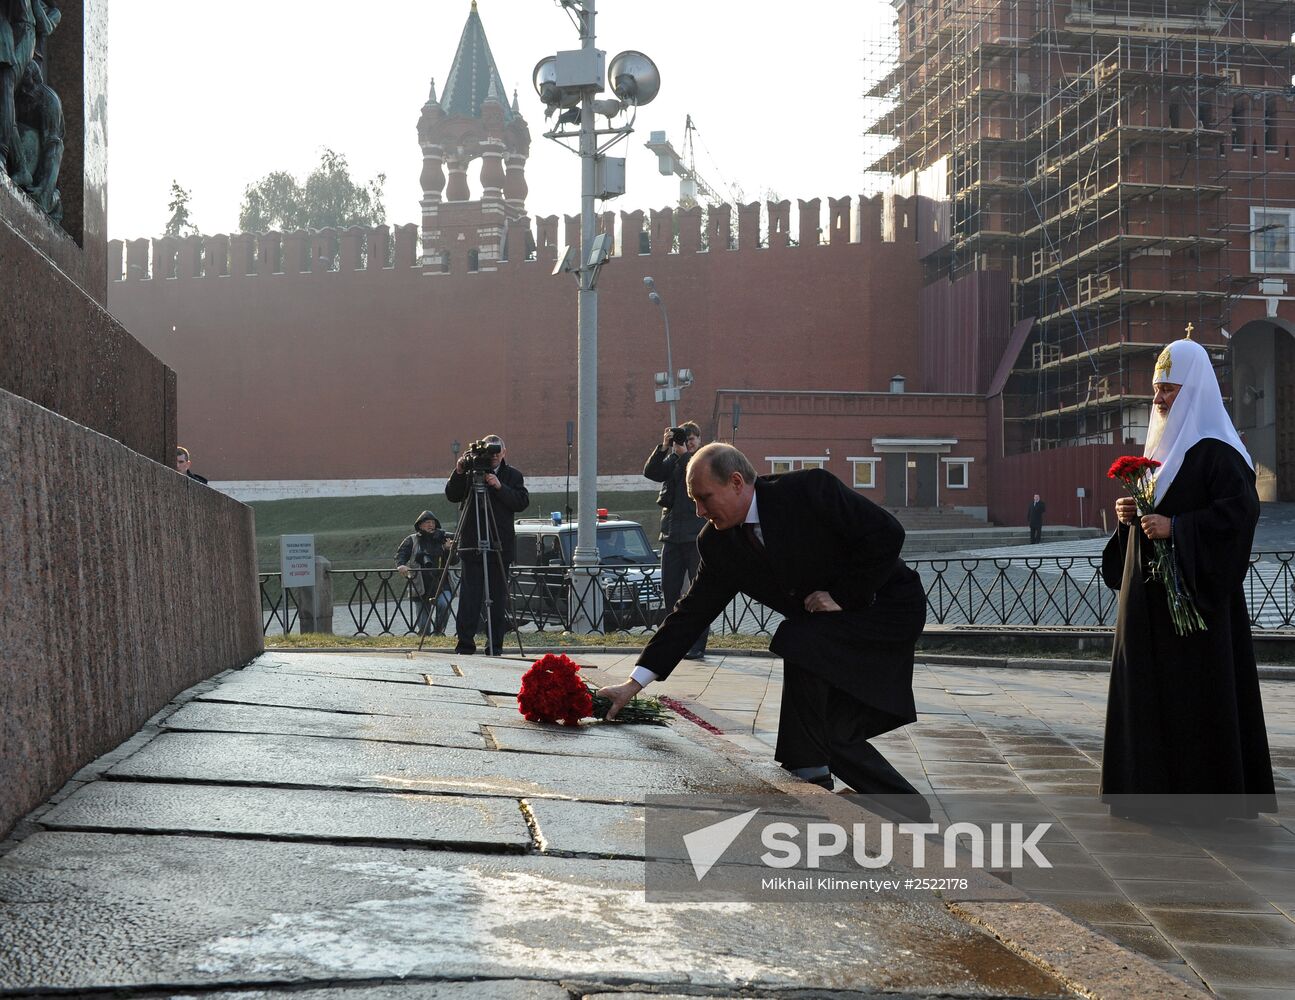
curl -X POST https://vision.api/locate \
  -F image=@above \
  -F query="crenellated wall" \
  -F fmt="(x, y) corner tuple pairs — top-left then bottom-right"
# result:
(106, 195), (929, 482)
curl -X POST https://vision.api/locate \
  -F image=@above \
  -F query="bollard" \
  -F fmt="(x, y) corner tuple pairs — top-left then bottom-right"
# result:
(293, 556), (334, 634)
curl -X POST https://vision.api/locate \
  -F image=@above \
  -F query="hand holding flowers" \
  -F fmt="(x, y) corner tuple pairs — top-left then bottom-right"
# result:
(1107, 456), (1205, 635)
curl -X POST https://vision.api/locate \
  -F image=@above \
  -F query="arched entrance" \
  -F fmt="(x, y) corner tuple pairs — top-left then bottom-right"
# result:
(1232, 317), (1295, 500)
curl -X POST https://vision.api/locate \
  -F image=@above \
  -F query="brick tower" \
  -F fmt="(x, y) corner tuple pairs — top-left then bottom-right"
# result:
(418, 1), (532, 274)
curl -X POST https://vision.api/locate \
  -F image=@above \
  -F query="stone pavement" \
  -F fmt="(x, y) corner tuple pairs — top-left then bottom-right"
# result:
(0, 651), (1206, 999)
(574, 650), (1295, 999)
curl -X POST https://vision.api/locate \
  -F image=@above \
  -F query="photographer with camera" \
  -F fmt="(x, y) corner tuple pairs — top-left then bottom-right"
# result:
(644, 421), (708, 659)
(445, 434), (530, 655)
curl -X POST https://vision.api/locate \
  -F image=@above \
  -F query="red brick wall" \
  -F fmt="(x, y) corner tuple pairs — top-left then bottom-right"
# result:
(106, 197), (929, 481)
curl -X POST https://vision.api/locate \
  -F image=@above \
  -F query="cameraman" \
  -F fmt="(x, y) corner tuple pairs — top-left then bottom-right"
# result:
(644, 421), (708, 659)
(445, 434), (530, 655)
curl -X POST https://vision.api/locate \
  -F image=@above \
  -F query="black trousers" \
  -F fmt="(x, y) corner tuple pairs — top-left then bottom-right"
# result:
(456, 554), (510, 651)
(661, 538), (706, 655)
(775, 661), (929, 819)
(1029, 524), (1042, 543)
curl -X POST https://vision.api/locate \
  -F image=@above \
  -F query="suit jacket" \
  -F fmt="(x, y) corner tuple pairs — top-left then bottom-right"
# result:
(639, 469), (925, 721)
(1027, 500), (1046, 528)
(445, 461), (529, 564)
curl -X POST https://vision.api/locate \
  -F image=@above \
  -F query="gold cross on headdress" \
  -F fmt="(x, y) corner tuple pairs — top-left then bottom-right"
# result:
(1184, 322), (1194, 339)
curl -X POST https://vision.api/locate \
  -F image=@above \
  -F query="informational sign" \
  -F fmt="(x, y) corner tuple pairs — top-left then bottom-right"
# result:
(280, 534), (316, 588)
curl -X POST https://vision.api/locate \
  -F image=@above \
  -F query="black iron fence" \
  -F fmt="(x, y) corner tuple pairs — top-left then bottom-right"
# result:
(260, 551), (1295, 637)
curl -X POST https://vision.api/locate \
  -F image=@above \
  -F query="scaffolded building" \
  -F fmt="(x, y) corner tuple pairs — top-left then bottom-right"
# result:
(866, 1), (1295, 490)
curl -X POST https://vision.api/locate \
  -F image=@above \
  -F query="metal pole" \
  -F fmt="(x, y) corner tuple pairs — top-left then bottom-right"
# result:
(656, 291), (678, 427)
(571, 0), (602, 631)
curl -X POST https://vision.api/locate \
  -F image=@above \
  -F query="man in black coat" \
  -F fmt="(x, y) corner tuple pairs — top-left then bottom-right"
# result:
(1027, 494), (1046, 544)
(643, 420), (707, 658)
(599, 443), (929, 817)
(445, 434), (530, 655)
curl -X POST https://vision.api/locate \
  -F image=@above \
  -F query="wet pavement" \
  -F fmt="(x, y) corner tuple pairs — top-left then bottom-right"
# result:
(0, 651), (1205, 999)
(571, 650), (1295, 999)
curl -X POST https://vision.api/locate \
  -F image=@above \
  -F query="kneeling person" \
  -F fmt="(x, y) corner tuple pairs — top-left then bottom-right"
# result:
(599, 443), (929, 818)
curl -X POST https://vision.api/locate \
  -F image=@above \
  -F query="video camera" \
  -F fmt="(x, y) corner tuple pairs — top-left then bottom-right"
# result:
(669, 427), (688, 445)
(462, 437), (503, 473)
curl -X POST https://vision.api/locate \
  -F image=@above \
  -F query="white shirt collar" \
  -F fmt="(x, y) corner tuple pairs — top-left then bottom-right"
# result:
(743, 491), (760, 526)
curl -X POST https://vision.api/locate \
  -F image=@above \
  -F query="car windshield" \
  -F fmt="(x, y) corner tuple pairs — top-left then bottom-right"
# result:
(559, 526), (656, 564)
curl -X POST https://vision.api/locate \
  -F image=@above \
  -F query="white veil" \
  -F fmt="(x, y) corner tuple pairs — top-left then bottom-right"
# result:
(1144, 338), (1252, 505)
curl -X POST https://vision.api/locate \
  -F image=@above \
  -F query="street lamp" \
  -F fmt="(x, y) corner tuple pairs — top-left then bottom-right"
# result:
(643, 275), (693, 427)
(451, 439), (461, 466)
(534, 0), (659, 632)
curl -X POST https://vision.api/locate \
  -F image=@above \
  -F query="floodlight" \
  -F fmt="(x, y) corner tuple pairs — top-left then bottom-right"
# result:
(654, 372), (669, 386)
(608, 50), (660, 106)
(532, 56), (581, 110)
(553, 245), (577, 276)
(586, 232), (612, 268)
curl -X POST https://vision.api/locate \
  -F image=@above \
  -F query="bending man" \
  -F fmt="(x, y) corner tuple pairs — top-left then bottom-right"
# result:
(599, 443), (929, 818)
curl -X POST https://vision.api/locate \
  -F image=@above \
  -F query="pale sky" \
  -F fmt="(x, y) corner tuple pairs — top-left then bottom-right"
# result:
(105, 1), (897, 241)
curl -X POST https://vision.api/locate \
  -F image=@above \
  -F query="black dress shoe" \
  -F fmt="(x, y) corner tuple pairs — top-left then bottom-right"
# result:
(454, 641), (476, 655)
(683, 650), (706, 660)
(807, 774), (835, 791)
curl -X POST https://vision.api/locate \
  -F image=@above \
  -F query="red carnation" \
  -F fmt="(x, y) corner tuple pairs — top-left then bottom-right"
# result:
(517, 653), (593, 726)
(1107, 455), (1160, 481)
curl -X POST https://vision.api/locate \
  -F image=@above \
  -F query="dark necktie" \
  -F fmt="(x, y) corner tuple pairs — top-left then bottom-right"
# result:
(742, 522), (766, 556)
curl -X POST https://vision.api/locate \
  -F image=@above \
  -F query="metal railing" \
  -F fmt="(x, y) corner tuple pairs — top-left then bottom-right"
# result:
(260, 552), (1295, 637)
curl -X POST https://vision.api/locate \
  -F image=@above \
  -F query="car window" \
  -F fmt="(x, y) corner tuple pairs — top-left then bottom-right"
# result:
(555, 525), (655, 563)
(515, 535), (539, 565)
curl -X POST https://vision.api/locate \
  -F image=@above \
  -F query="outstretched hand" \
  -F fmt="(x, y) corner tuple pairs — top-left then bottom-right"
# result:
(595, 679), (643, 721)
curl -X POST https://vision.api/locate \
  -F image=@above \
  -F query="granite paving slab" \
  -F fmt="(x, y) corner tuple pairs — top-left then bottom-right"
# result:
(249, 656), (530, 696)
(207, 673), (491, 707)
(162, 984), (572, 1000)
(106, 731), (770, 803)
(484, 722), (692, 761)
(164, 701), (491, 750)
(38, 782), (532, 850)
(0, 832), (1079, 997)
(525, 799), (645, 857)
(255, 654), (461, 678)
(195, 682), (488, 716)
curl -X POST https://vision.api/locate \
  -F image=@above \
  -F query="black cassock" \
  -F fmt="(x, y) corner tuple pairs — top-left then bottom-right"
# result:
(1101, 438), (1275, 814)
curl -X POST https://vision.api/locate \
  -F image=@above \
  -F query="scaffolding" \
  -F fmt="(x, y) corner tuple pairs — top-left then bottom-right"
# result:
(864, 0), (1295, 453)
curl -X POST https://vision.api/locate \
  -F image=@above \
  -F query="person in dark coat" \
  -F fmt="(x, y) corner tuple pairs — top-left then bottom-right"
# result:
(175, 446), (208, 484)
(1027, 494), (1046, 543)
(445, 434), (529, 655)
(1101, 336), (1275, 819)
(643, 421), (708, 658)
(599, 443), (929, 818)
(396, 511), (451, 636)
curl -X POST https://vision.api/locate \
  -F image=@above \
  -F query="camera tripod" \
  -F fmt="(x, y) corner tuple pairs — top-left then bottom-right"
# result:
(418, 468), (525, 657)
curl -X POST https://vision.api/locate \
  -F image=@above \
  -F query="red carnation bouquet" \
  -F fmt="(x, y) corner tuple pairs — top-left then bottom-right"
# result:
(517, 652), (666, 726)
(1107, 455), (1205, 635)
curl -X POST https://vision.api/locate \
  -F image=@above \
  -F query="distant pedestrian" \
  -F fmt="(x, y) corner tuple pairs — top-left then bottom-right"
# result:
(175, 446), (208, 484)
(1027, 494), (1045, 543)
(396, 511), (451, 636)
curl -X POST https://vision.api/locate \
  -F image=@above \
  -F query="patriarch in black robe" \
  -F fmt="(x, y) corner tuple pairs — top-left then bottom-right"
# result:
(1102, 337), (1275, 818)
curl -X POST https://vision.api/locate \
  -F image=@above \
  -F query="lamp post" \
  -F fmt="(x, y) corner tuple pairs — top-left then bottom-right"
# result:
(643, 275), (692, 428)
(534, 1), (659, 632)
(450, 439), (460, 467)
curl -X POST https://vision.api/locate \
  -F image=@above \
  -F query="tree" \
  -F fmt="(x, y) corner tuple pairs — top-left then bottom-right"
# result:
(238, 148), (386, 233)
(163, 180), (199, 238)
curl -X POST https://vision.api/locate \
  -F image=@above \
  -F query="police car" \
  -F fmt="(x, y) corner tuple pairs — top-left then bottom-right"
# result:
(511, 511), (666, 630)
